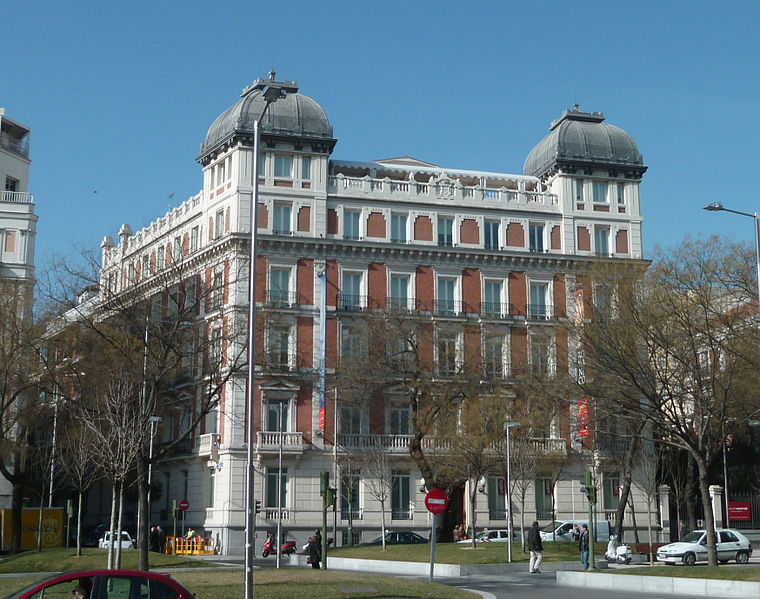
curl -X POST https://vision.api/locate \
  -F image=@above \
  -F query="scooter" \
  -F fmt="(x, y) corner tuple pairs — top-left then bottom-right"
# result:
(605, 534), (632, 564)
(262, 533), (297, 557)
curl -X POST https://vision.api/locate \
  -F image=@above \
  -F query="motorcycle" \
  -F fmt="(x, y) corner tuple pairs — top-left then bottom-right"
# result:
(262, 533), (297, 558)
(605, 534), (632, 564)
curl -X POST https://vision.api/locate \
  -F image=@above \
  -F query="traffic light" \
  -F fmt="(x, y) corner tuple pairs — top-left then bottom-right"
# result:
(320, 471), (329, 497)
(325, 487), (336, 507)
(172, 499), (178, 519)
(584, 471), (596, 503)
(254, 499), (261, 515)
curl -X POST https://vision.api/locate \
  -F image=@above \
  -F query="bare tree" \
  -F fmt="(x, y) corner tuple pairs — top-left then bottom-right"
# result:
(500, 433), (539, 552)
(633, 443), (661, 565)
(353, 445), (393, 551)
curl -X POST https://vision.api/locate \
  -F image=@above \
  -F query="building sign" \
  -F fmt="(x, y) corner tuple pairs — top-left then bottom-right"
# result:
(729, 501), (751, 522)
(578, 399), (589, 438)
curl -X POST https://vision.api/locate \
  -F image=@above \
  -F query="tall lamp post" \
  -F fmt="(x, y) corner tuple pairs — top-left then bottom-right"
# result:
(504, 421), (520, 563)
(245, 73), (293, 599)
(703, 202), (760, 527)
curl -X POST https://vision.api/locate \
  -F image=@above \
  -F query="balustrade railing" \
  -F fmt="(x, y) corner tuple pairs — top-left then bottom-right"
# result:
(256, 431), (303, 450)
(0, 190), (33, 203)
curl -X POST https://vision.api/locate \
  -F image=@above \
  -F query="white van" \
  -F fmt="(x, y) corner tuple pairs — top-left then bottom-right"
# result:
(539, 520), (610, 542)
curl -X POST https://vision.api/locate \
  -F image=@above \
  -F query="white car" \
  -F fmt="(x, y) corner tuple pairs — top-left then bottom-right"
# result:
(656, 529), (752, 565)
(457, 529), (522, 543)
(98, 531), (136, 549)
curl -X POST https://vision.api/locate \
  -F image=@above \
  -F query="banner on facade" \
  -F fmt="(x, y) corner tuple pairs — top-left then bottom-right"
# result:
(578, 399), (589, 438)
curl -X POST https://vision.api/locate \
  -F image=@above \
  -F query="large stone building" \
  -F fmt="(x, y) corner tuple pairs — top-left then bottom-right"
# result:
(0, 108), (37, 509)
(92, 74), (657, 554)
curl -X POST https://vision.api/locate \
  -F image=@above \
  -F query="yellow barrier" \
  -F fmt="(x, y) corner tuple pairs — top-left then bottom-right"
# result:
(165, 535), (215, 555)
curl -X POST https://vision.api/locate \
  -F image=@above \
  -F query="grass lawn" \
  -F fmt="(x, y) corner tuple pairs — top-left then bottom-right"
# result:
(0, 549), (476, 599)
(328, 540), (604, 564)
(609, 565), (760, 582)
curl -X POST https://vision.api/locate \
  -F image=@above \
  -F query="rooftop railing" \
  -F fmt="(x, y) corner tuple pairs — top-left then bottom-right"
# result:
(0, 191), (33, 203)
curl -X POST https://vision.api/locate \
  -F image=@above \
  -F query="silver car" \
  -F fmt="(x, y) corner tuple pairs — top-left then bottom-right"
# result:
(656, 529), (752, 565)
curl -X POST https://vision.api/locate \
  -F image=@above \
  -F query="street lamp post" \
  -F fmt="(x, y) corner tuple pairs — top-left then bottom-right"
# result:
(147, 416), (161, 523)
(245, 73), (292, 599)
(504, 421), (520, 563)
(703, 202), (760, 527)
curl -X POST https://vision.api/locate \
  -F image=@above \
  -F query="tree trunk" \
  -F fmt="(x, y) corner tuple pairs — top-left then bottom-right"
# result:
(137, 456), (149, 570)
(519, 491), (526, 553)
(116, 484), (125, 570)
(108, 485), (118, 569)
(647, 497), (654, 565)
(469, 484), (477, 548)
(686, 457), (698, 532)
(380, 498), (387, 551)
(627, 494), (640, 544)
(76, 490), (83, 557)
(695, 454), (718, 567)
(36, 498), (45, 552)
(614, 433), (641, 540)
(10, 478), (23, 555)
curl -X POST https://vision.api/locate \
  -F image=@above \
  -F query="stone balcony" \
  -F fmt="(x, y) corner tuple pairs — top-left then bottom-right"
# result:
(197, 433), (220, 458)
(255, 431), (304, 454)
(0, 191), (33, 204)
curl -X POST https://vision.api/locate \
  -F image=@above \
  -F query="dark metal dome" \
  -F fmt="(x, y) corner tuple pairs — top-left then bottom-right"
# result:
(198, 73), (336, 163)
(523, 105), (645, 178)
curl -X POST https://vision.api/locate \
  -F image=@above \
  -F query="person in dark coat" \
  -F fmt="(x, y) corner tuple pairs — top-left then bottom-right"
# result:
(307, 535), (321, 569)
(527, 521), (543, 573)
(579, 524), (590, 570)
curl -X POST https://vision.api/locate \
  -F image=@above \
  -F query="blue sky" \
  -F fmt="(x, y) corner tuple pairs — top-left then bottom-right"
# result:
(3, 0), (759, 271)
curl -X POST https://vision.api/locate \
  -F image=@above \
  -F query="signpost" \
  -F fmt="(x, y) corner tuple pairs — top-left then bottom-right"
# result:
(179, 500), (189, 543)
(424, 489), (448, 582)
(178, 500), (189, 511)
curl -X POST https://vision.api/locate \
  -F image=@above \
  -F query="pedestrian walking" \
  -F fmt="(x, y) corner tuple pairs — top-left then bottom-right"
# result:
(573, 525), (580, 541)
(453, 524), (462, 542)
(307, 535), (321, 569)
(527, 521), (543, 573)
(157, 526), (166, 553)
(579, 524), (590, 570)
(679, 521), (687, 540)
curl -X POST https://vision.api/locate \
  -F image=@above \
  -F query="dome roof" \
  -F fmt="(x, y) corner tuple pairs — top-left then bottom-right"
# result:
(198, 73), (335, 163)
(523, 105), (645, 178)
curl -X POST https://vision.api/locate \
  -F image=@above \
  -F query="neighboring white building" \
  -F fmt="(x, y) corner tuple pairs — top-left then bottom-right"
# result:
(0, 108), (38, 509)
(90, 74), (657, 554)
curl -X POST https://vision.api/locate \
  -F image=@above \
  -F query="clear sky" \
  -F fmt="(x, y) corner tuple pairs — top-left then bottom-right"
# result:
(3, 0), (759, 272)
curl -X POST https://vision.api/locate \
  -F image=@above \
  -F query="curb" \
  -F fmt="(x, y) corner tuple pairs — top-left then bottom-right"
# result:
(557, 571), (760, 599)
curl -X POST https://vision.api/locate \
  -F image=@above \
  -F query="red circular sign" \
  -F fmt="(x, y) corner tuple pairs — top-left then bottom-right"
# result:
(424, 489), (448, 514)
(178, 499), (189, 511)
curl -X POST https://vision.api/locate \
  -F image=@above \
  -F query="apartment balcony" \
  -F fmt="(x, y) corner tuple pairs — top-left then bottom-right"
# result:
(255, 431), (304, 454)
(197, 433), (220, 458)
(340, 509), (363, 521)
(337, 433), (451, 453)
(264, 289), (299, 308)
(336, 293), (368, 312)
(263, 507), (290, 521)
(529, 437), (567, 455)
(525, 304), (555, 321)
(433, 299), (464, 316)
(0, 191), (34, 204)
(480, 302), (514, 320)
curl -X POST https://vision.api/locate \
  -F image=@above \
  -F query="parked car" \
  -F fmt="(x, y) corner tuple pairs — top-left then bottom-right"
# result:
(457, 528), (522, 543)
(656, 529), (752, 566)
(1, 569), (193, 599)
(98, 531), (136, 549)
(364, 531), (428, 545)
(540, 520), (610, 542)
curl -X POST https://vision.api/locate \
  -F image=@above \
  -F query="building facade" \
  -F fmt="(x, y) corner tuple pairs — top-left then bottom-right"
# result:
(94, 75), (656, 554)
(0, 108), (37, 509)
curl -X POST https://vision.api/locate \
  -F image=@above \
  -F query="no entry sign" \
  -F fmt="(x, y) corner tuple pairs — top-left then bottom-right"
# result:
(424, 488), (448, 514)
(179, 499), (189, 511)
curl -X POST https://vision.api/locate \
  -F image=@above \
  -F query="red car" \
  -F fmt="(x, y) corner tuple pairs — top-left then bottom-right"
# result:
(2, 569), (194, 599)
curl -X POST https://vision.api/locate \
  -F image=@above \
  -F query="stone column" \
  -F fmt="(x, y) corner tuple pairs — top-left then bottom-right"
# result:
(658, 485), (671, 542)
(709, 485), (724, 528)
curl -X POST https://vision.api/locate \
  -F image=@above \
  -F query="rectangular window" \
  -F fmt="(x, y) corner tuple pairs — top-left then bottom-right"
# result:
(391, 470), (411, 519)
(617, 183), (625, 204)
(266, 467), (287, 509)
(437, 332), (458, 376)
(173, 236), (182, 261)
(391, 213), (407, 243)
(340, 325), (360, 359)
(603, 474), (620, 510)
(482, 280), (502, 316)
(340, 406), (363, 435)
(274, 155), (292, 178)
(484, 220), (499, 249)
(340, 471), (360, 519)
(302, 156), (311, 180)
(436, 278), (456, 315)
(575, 180), (584, 203)
(344, 210), (360, 240)
(267, 400), (289, 432)
(268, 325), (291, 367)
(341, 272), (362, 309)
(190, 226), (199, 252)
(141, 255), (149, 278)
(273, 204), (291, 235)
(157, 246), (164, 271)
(484, 336), (505, 378)
(211, 268), (224, 309)
(258, 153), (266, 176)
(128, 262), (135, 284)
(389, 274), (409, 309)
(269, 268), (290, 305)
(4, 230), (17, 253)
(528, 283), (549, 319)
(209, 327), (222, 365)
(593, 181), (607, 203)
(529, 223), (544, 252)
(438, 217), (453, 246)
(389, 402), (411, 435)
(535, 478), (553, 519)
(215, 209), (224, 238)
(216, 161), (225, 186)
(529, 334), (551, 376)
(488, 477), (506, 519)
(595, 227), (609, 256)
(5, 176), (18, 192)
